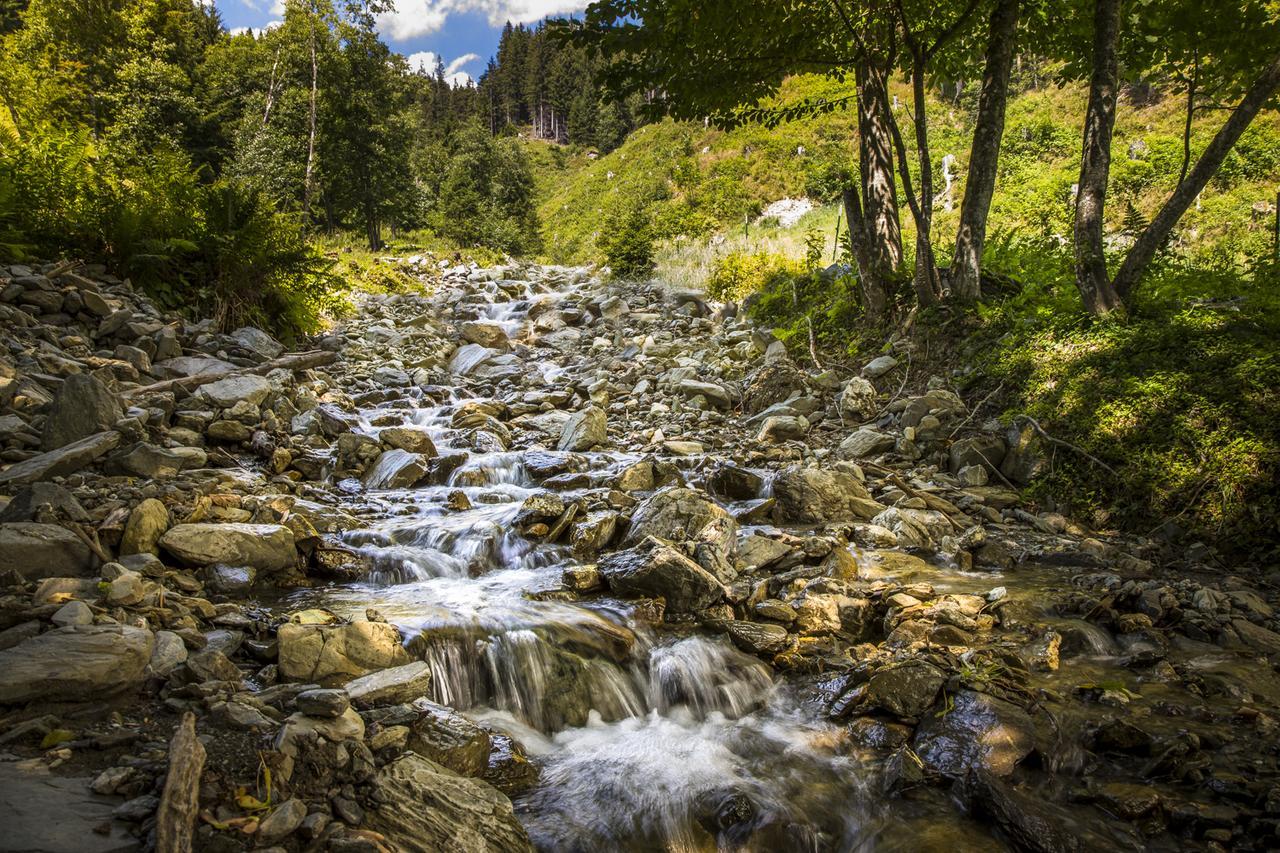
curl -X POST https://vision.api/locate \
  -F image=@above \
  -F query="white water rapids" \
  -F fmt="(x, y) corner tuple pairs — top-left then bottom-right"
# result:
(282, 272), (981, 851)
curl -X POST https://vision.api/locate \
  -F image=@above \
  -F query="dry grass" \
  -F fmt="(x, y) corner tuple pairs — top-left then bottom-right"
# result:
(653, 202), (842, 293)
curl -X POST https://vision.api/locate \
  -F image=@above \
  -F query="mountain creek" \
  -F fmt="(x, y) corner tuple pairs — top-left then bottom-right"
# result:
(0, 258), (1277, 853)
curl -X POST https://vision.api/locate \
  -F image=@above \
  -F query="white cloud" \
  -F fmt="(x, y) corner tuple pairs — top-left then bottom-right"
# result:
(406, 50), (479, 86)
(377, 0), (586, 42)
(445, 53), (479, 75)
(406, 50), (441, 73)
(377, 0), (450, 39)
(471, 0), (586, 26)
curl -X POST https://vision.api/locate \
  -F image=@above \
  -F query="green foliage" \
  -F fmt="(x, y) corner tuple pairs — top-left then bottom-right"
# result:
(973, 237), (1280, 554)
(430, 122), (541, 255)
(599, 205), (655, 279)
(706, 250), (802, 303)
(0, 125), (334, 337)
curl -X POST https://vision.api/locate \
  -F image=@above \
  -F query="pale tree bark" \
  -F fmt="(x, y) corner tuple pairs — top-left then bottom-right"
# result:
(908, 57), (942, 305)
(952, 0), (1019, 301)
(843, 187), (888, 318)
(262, 47), (282, 126)
(1113, 49), (1280, 299)
(302, 9), (319, 221)
(1072, 0), (1125, 315)
(883, 72), (941, 307)
(856, 59), (904, 276)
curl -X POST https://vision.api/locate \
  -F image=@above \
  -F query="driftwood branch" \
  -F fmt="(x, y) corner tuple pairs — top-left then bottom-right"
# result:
(948, 380), (1006, 438)
(1021, 416), (1119, 478)
(156, 711), (205, 853)
(123, 350), (338, 399)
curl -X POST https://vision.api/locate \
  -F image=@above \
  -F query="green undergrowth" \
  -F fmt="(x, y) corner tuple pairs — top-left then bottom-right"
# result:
(528, 72), (1280, 276)
(970, 247), (1280, 558)
(729, 229), (1280, 558)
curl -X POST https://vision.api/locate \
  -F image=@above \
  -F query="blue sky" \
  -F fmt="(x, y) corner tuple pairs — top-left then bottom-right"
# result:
(214, 0), (588, 85)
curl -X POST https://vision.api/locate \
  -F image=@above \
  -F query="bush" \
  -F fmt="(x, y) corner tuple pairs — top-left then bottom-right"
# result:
(0, 127), (336, 338)
(599, 205), (655, 279)
(706, 249), (803, 303)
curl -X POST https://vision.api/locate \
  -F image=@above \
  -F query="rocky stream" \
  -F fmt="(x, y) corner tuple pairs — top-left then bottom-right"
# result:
(0, 258), (1278, 852)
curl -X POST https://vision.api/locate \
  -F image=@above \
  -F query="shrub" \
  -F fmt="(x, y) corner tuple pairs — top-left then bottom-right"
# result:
(599, 205), (655, 279)
(0, 126), (336, 337)
(706, 249), (803, 303)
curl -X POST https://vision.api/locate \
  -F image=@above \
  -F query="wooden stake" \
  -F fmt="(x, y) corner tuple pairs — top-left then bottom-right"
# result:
(156, 712), (205, 853)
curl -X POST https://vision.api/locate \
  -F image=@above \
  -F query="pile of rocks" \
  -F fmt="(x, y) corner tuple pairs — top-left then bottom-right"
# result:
(0, 255), (1276, 852)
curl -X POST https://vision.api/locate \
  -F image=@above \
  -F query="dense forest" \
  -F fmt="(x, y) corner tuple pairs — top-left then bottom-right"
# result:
(0, 1), (639, 333)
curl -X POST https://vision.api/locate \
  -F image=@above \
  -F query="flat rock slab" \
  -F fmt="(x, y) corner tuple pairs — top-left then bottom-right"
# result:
(364, 754), (532, 853)
(0, 431), (121, 486)
(0, 523), (95, 579)
(345, 661), (433, 708)
(159, 523), (295, 572)
(0, 624), (154, 704)
(0, 763), (139, 852)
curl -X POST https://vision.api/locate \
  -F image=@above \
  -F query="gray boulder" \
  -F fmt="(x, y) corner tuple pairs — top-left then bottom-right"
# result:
(950, 434), (1007, 474)
(0, 431), (122, 486)
(159, 522), (296, 572)
(0, 625), (154, 704)
(838, 376), (878, 420)
(914, 690), (1035, 778)
(863, 355), (898, 378)
(198, 374), (272, 408)
(838, 428), (896, 459)
(557, 406), (606, 451)
(229, 326), (284, 360)
(675, 379), (733, 410)
(1001, 421), (1049, 484)
(277, 621), (410, 684)
(364, 754), (533, 853)
(625, 487), (735, 551)
(119, 498), (169, 556)
(41, 374), (122, 451)
(345, 661), (433, 708)
(756, 415), (808, 443)
(771, 467), (883, 524)
(598, 536), (725, 613)
(407, 701), (492, 776)
(0, 523), (95, 579)
(0, 483), (89, 523)
(460, 320), (511, 351)
(363, 449), (430, 490)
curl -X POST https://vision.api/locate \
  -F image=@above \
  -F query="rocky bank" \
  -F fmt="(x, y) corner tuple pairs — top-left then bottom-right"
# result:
(0, 257), (1277, 852)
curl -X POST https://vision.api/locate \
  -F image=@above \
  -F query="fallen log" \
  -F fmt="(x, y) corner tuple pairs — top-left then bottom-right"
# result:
(156, 711), (205, 853)
(123, 349), (338, 399)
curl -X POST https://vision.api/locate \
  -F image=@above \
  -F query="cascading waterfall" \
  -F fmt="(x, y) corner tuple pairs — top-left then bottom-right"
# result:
(288, 270), (875, 851)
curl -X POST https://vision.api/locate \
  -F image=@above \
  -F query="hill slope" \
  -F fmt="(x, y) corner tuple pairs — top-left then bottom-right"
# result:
(529, 72), (1280, 278)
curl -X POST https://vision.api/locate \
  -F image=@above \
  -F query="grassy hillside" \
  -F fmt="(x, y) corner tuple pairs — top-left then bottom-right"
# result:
(524, 74), (1280, 559)
(528, 72), (1280, 276)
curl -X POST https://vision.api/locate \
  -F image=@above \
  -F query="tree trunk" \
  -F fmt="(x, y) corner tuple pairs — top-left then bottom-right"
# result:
(302, 12), (319, 221)
(1113, 49), (1280, 299)
(1072, 0), (1124, 316)
(856, 59), (904, 275)
(262, 47), (282, 126)
(952, 0), (1019, 301)
(884, 86), (940, 307)
(843, 187), (888, 319)
(908, 56), (942, 304)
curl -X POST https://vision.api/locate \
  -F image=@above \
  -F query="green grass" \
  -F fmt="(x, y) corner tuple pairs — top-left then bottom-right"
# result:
(526, 72), (1280, 278)
(968, 240), (1280, 556)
